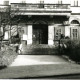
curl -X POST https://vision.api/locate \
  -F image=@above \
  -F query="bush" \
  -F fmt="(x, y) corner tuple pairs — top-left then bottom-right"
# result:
(58, 39), (80, 63)
(0, 44), (18, 68)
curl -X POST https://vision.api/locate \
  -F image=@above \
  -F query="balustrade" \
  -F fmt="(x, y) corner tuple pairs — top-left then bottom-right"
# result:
(11, 3), (70, 10)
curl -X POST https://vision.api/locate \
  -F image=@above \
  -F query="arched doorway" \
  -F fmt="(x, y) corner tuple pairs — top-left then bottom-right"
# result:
(32, 23), (48, 44)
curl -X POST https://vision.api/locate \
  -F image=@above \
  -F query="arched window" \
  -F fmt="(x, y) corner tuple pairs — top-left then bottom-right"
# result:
(71, 20), (79, 24)
(70, 20), (79, 40)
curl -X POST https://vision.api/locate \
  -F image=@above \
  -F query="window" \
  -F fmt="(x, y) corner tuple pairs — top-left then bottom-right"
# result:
(74, 0), (78, 6)
(39, 0), (44, 8)
(4, 1), (9, 5)
(72, 29), (78, 39)
(55, 29), (62, 40)
(58, 0), (62, 4)
(40, 0), (44, 4)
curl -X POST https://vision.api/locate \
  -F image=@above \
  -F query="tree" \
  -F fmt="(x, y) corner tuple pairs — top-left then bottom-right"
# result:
(0, 5), (22, 46)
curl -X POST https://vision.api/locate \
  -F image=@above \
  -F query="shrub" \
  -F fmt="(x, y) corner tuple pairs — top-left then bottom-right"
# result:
(58, 39), (80, 63)
(0, 44), (18, 68)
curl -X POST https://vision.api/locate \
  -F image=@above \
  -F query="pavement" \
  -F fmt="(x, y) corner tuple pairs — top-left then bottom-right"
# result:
(9, 55), (70, 66)
(0, 55), (80, 79)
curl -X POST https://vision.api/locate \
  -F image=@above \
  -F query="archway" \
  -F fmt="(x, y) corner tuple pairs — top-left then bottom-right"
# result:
(32, 21), (48, 44)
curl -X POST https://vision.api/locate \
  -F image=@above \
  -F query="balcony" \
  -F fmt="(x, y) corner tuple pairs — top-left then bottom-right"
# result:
(0, 5), (10, 12)
(11, 3), (71, 16)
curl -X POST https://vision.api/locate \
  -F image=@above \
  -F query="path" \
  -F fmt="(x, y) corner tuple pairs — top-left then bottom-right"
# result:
(0, 55), (80, 79)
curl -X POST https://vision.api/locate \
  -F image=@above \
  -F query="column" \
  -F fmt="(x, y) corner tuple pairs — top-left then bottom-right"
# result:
(48, 25), (54, 45)
(65, 26), (70, 38)
(4, 32), (8, 40)
(3, 25), (9, 40)
(8, 25), (11, 39)
(22, 26), (28, 41)
(79, 26), (80, 40)
(27, 25), (32, 44)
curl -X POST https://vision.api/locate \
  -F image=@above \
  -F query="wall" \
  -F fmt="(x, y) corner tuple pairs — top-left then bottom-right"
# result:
(71, 7), (80, 14)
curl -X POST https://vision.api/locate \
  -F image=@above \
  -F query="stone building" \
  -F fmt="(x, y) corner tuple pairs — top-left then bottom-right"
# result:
(1, 0), (80, 45)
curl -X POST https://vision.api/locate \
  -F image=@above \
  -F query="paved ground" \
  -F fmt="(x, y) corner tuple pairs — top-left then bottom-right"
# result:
(0, 55), (80, 79)
(10, 55), (70, 66)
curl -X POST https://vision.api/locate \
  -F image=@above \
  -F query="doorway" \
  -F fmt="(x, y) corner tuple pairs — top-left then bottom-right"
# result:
(33, 24), (48, 44)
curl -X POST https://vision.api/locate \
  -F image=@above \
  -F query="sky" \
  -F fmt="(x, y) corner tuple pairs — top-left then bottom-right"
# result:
(0, 0), (80, 6)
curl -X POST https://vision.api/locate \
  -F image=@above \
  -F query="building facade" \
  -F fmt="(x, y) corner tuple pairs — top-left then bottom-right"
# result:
(1, 0), (80, 45)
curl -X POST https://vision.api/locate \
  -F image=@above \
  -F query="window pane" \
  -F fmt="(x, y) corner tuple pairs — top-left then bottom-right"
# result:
(72, 29), (78, 39)
(55, 29), (62, 40)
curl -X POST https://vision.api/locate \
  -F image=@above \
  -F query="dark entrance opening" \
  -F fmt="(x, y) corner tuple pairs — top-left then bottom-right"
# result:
(33, 24), (48, 44)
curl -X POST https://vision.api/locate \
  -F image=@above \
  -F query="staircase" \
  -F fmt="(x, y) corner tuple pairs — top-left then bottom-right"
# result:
(21, 44), (58, 55)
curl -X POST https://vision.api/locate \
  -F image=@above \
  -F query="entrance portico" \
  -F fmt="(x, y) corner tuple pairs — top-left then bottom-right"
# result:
(27, 22), (54, 45)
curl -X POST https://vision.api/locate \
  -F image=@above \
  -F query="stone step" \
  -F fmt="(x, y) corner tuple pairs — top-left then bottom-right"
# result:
(21, 44), (57, 55)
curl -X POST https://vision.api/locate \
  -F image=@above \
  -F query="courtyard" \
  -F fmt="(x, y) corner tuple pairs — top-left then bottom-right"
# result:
(0, 55), (80, 79)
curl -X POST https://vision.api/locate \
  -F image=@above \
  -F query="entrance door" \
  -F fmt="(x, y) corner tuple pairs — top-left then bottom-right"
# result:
(33, 24), (48, 44)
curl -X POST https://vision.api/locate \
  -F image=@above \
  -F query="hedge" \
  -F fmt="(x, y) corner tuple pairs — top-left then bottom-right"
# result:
(58, 39), (80, 63)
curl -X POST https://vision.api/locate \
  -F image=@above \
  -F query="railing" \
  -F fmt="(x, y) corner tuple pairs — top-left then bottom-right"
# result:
(0, 5), (10, 12)
(11, 3), (70, 10)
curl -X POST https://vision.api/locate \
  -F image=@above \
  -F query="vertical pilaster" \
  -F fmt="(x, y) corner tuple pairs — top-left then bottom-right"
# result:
(27, 25), (32, 44)
(48, 24), (54, 45)
(4, 32), (8, 40)
(8, 25), (11, 39)
(3, 25), (9, 40)
(65, 26), (70, 38)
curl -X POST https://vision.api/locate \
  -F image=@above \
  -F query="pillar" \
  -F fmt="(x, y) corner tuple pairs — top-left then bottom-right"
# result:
(3, 25), (9, 40)
(65, 26), (70, 38)
(27, 25), (32, 44)
(4, 31), (8, 40)
(48, 25), (54, 45)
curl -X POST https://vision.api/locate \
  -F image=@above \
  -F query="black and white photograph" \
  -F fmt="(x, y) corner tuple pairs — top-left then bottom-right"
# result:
(0, 0), (80, 79)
